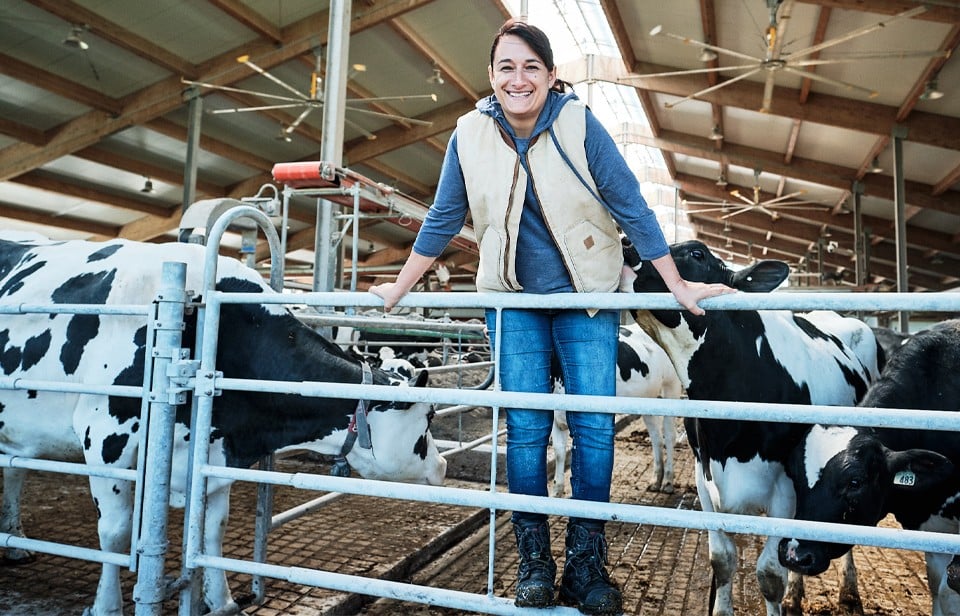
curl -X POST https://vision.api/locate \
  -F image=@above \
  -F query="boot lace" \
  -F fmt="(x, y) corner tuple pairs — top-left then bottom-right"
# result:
(517, 524), (553, 576)
(567, 529), (611, 586)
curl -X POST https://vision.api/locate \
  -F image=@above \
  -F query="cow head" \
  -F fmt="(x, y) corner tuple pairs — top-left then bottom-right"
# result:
(620, 238), (792, 350)
(778, 424), (952, 575)
(621, 238), (790, 295)
(346, 367), (447, 485)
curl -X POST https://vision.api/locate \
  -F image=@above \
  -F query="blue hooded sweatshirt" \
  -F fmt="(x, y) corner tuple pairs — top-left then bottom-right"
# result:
(412, 90), (670, 294)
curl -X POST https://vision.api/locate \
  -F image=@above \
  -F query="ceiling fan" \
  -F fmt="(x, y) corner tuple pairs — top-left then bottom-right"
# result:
(619, 0), (948, 113)
(182, 48), (438, 141)
(683, 169), (828, 219)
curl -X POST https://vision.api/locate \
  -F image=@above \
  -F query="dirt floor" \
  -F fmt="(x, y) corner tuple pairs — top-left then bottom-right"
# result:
(0, 365), (940, 616)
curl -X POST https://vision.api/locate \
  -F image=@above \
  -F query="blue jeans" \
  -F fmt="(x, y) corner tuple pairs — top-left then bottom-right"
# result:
(485, 308), (619, 525)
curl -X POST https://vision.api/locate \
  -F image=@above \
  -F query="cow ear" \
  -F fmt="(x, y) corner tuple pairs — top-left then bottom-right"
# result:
(887, 449), (954, 491)
(413, 369), (429, 388)
(730, 260), (790, 293)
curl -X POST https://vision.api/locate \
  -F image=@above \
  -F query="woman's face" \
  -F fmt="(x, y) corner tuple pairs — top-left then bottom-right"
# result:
(488, 34), (556, 135)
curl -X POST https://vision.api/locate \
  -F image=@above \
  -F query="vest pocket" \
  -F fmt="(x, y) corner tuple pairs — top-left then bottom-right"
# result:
(560, 221), (621, 291)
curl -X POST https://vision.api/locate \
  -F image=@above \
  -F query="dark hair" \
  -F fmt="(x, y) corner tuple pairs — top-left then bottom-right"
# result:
(489, 19), (571, 93)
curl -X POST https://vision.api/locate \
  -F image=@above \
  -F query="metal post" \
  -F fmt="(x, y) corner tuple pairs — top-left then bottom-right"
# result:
(181, 87), (203, 215)
(313, 0), (352, 292)
(891, 125), (909, 332)
(314, 200), (336, 292)
(817, 236), (824, 284)
(852, 181), (865, 288)
(134, 262), (188, 616)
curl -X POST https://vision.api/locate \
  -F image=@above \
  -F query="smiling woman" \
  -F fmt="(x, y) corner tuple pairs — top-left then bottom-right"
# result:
(486, 29), (564, 138)
(368, 17), (732, 616)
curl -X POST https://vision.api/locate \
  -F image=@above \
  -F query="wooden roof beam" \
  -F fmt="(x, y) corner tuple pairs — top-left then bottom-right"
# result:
(26, 0), (198, 78)
(0, 1), (434, 181)
(794, 0), (960, 24)
(207, 0), (283, 44)
(11, 170), (175, 218)
(644, 129), (960, 216)
(0, 52), (122, 115)
(0, 199), (117, 238)
(624, 59), (960, 151)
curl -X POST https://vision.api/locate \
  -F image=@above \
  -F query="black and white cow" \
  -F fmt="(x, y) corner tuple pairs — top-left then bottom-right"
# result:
(780, 319), (960, 616)
(620, 239), (882, 616)
(0, 235), (446, 616)
(551, 322), (684, 497)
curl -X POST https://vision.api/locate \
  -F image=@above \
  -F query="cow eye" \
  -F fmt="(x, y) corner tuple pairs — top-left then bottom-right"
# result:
(691, 249), (704, 259)
(847, 478), (862, 491)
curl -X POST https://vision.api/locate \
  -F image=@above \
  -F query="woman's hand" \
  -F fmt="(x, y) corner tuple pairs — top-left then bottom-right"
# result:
(369, 252), (438, 313)
(671, 279), (735, 316)
(369, 282), (406, 313)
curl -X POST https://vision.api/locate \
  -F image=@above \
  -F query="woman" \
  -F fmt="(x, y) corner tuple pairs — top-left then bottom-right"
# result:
(371, 19), (732, 615)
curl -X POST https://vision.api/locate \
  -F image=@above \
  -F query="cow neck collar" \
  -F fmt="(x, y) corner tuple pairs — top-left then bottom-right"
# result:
(329, 361), (374, 477)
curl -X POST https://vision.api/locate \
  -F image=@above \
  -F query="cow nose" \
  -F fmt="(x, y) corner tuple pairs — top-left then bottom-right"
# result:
(781, 542), (813, 569)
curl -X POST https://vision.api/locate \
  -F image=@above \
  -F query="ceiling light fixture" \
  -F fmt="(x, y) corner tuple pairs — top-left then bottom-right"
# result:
(725, 236), (734, 248)
(698, 47), (718, 62)
(709, 125), (724, 141)
(715, 173), (728, 187)
(919, 77), (944, 101)
(63, 25), (89, 51)
(868, 156), (883, 174)
(427, 64), (444, 86)
(140, 178), (154, 194)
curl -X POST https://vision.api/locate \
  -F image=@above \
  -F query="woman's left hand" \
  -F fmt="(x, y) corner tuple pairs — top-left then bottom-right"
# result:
(672, 279), (735, 316)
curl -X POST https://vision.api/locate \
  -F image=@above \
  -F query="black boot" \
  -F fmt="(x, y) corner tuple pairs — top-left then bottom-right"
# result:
(513, 519), (557, 607)
(560, 521), (623, 616)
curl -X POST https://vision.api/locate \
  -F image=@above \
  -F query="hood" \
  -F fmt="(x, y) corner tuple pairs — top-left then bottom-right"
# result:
(475, 89), (580, 140)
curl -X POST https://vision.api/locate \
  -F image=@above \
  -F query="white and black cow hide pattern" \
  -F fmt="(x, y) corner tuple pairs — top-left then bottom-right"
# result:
(0, 234), (445, 616)
(620, 238), (882, 616)
(550, 323), (683, 497)
(781, 319), (960, 616)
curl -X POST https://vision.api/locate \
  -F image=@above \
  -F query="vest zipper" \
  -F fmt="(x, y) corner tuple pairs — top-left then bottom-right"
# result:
(527, 150), (580, 291)
(501, 157), (521, 291)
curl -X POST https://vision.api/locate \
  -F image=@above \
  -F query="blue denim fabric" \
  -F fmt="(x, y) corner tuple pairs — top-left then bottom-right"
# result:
(485, 308), (619, 525)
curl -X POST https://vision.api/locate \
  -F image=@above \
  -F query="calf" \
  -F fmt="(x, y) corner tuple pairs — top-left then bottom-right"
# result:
(0, 234), (446, 615)
(780, 319), (960, 616)
(621, 239), (881, 616)
(551, 323), (683, 497)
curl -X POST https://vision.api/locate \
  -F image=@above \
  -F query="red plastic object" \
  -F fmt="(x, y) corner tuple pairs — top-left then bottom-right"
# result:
(271, 162), (339, 188)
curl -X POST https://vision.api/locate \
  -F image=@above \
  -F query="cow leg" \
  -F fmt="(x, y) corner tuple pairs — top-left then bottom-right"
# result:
(659, 375), (683, 495)
(927, 551), (960, 616)
(782, 571), (805, 616)
(836, 550), (863, 615)
(200, 486), (237, 612)
(756, 536), (789, 616)
(660, 415), (676, 494)
(758, 479), (796, 616)
(86, 475), (134, 616)
(642, 415), (666, 492)
(550, 411), (569, 498)
(0, 467), (34, 563)
(695, 469), (736, 616)
(706, 529), (737, 616)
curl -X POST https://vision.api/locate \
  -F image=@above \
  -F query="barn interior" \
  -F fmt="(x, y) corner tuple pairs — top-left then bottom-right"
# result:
(3, 3), (960, 615)
(1, 0), (958, 302)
